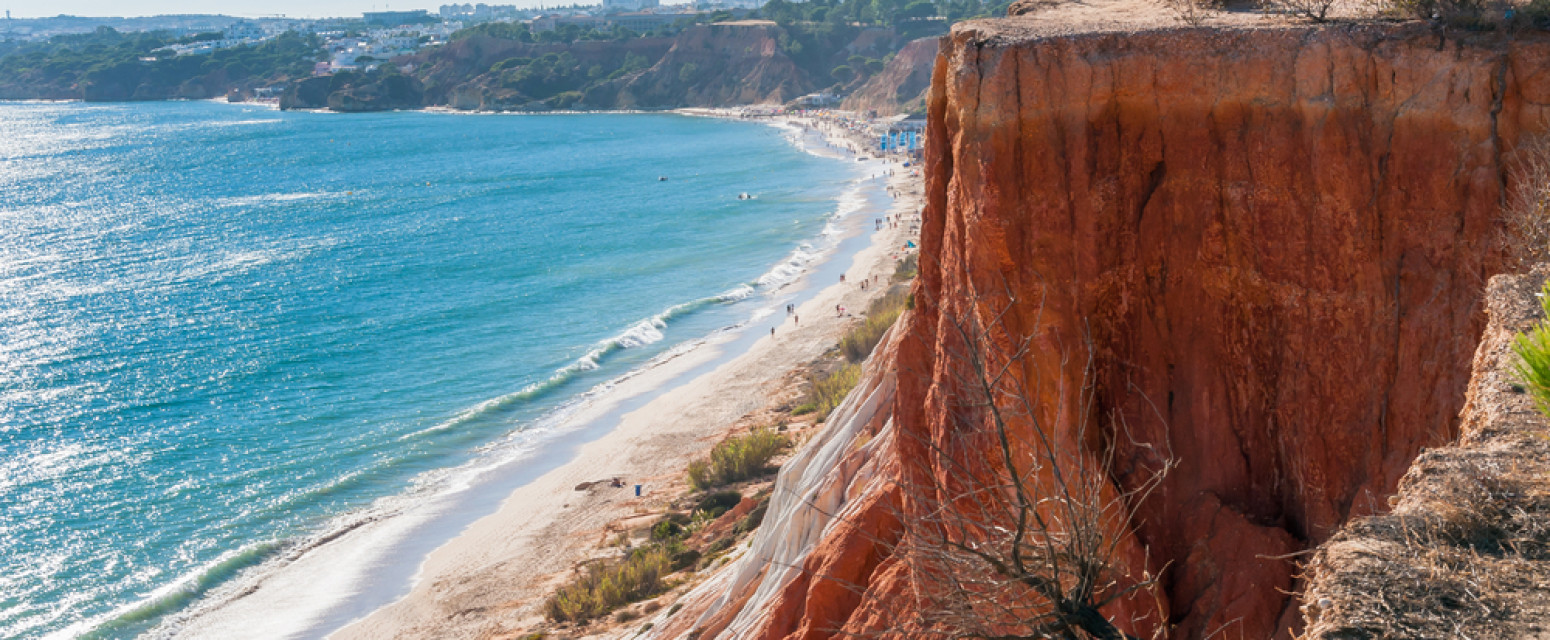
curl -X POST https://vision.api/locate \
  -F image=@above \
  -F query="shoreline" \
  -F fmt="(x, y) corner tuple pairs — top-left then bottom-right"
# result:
(157, 109), (923, 639)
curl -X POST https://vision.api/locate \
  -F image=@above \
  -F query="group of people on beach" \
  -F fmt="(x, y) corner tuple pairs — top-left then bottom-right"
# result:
(876, 215), (905, 231)
(774, 303), (799, 337)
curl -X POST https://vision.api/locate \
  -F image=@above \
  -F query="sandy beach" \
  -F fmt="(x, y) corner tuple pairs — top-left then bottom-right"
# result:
(331, 113), (923, 639)
(164, 110), (924, 639)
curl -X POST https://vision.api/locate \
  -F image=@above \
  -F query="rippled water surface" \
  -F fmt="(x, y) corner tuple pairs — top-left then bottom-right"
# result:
(0, 101), (859, 638)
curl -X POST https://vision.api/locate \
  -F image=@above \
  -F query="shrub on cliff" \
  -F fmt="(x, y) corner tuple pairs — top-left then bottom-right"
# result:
(686, 428), (788, 491)
(1263, 0), (1339, 21)
(543, 547), (673, 623)
(885, 287), (1173, 639)
(1513, 282), (1550, 415)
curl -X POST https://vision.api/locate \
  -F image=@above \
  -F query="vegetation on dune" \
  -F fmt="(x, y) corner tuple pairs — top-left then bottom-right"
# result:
(840, 287), (910, 363)
(686, 428), (789, 491)
(796, 363), (863, 421)
(893, 252), (918, 282)
(542, 483), (772, 627)
(543, 547), (675, 623)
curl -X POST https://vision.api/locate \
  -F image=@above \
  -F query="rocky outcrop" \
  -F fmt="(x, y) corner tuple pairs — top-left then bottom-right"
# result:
(326, 73), (425, 112)
(279, 75), (332, 110)
(666, 22), (1550, 640)
(840, 37), (938, 116)
(280, 72), (425, 112)
(1301, 266), (1550, 638)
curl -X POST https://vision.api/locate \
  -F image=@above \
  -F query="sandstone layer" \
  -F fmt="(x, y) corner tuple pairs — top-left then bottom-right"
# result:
(659, 22), (1550, 640)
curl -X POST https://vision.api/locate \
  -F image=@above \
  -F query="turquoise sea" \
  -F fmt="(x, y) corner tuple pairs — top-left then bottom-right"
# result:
(0, 101), (865, 638)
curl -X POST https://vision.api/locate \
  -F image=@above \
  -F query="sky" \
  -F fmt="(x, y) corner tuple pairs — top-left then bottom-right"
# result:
(5, 2), (457, 19)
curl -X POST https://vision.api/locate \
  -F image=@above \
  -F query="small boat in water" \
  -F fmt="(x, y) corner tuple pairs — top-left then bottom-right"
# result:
(737, 192), (755, 200)
(658, 176), (669, 181)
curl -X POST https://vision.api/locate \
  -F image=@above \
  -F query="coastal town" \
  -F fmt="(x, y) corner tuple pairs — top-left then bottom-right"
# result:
(5, 4), (763, 76)
(1, 0), (955, 110)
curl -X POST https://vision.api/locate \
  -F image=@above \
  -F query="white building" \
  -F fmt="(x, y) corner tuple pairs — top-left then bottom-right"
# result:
(602, 0), (661, 13)
(225, 20), (264, 40)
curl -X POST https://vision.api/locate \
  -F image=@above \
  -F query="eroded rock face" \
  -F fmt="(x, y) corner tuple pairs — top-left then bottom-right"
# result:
(895, 22), (1550, 638)
(688, 23), (1550, 640)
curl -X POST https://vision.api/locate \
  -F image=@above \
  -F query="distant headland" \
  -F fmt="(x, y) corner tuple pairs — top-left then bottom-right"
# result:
(0, 1), (970, 112)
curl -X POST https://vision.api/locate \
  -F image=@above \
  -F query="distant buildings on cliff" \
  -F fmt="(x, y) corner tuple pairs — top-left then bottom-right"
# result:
(4, 0), (771, 64)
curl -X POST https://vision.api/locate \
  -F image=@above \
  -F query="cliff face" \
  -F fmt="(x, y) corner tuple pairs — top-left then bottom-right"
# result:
(1301, 267), (1550, 638)
(892, 22), (1550, 638)
(840, 37), (939, 116)
(663, 23), (1550, 640)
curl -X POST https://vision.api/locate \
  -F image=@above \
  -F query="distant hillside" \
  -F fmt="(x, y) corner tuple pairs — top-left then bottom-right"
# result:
(284, 21), (924, 111)
(841, 36), (937, 116)
(1, 0), (991, 112)
(591, 23), (818, 109)
(0, 28), (320, 101)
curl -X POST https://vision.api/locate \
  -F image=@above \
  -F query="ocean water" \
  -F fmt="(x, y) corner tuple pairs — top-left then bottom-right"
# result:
(0, 101), (863, 639)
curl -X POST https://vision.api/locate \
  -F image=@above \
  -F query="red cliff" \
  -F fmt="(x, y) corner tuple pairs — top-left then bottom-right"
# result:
(654, 21), (1550, 640)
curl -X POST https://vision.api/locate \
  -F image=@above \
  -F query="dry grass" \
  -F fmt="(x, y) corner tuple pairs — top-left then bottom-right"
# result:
(1502, 134), (1550, 273)
(1260, 0), (1340, 20)
(1303, 455), (1550, 638)
(1163, 0), (1215, 25)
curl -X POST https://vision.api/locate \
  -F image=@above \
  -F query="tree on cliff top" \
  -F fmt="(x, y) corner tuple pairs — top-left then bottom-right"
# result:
(881, 282), (1174, 640)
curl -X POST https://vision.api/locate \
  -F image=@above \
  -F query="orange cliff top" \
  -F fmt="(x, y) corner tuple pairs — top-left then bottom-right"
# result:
(958, 0), (1381, 41)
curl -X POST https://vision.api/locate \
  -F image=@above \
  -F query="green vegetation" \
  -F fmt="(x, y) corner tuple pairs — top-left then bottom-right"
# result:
(686, 429), (788, 491)
(0, 27), (321, 100)
(0, 0), (1015, 107)
(541, 485), (772, 627)
(800, 363), (862, 421)
(1514, 282), (1550, 415)
(543, 547), (674, 623)
(840, 287), (910, 363)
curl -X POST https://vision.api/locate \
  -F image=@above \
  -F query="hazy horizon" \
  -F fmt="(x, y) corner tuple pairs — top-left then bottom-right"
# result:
(2, 2), (550, 20)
